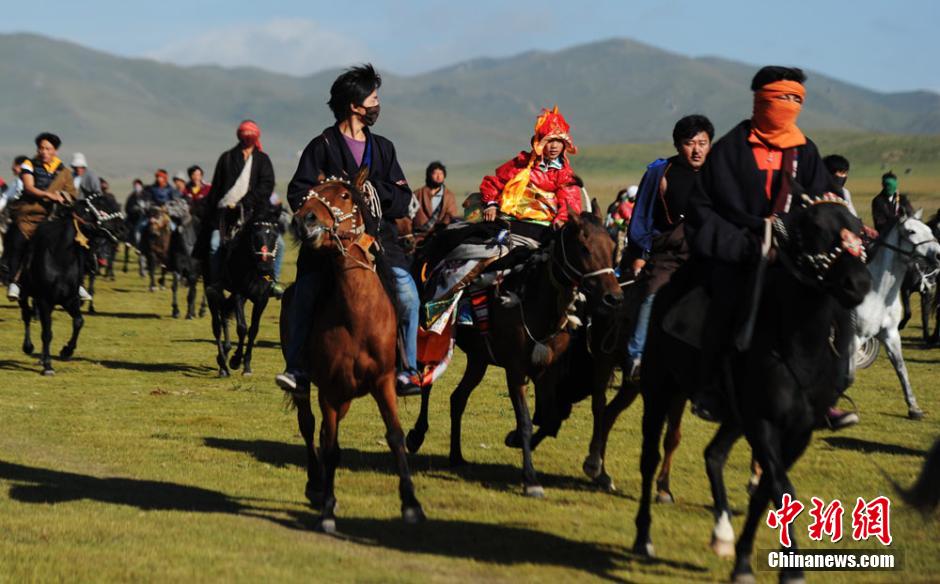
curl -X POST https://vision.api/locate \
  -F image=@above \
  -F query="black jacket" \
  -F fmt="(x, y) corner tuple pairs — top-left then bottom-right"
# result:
(871, 191), (914, 234)
(687, 120), (834, 264)
(288, 124), (413, 269)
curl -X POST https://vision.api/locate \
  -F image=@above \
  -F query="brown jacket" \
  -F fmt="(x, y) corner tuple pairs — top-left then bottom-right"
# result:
(412, 185), (458, 231)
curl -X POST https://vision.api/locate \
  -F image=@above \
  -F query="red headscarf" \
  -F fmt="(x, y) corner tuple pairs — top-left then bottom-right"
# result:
(237, 120), (263, 151)
(750, 80), (806, 149)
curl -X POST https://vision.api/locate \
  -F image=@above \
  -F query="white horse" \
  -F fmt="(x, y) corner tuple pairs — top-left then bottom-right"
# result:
(852, 210), (940, 419)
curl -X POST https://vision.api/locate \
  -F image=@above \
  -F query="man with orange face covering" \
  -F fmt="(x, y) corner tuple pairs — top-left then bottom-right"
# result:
(684, 66), (845, 421)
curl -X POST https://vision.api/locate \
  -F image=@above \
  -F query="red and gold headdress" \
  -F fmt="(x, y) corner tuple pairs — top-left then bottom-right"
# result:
(532, 106), (577, 156)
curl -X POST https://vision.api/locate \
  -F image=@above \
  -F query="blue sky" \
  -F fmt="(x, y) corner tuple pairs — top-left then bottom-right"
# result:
(4, 0), (938, 93)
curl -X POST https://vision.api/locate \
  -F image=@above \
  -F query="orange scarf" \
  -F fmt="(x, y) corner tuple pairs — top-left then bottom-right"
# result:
(750, 80), (806, 149)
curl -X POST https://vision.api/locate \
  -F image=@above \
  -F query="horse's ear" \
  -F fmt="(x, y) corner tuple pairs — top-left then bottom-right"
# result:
(354, 167), (370, 191)
(590, 198), (601, 220)
(914, 208), (924, 221)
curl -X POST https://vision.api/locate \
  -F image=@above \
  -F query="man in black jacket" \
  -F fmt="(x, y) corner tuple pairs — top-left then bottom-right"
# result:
(276, 64), (421, 397)
(871, 171), (914, 234)
(685, 66), (842, 420)
(196, 120), (275, 287)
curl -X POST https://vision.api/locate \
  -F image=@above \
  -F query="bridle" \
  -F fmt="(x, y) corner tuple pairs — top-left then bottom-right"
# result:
(250, 221), (280, 264)
(551, 221), (617, 287)
(868, 218), (940, 260)
(299, 179), (374, 271)
(82, 194), (125, 242)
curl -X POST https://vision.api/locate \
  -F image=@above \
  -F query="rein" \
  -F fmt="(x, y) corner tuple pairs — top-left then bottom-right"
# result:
(300, 181), (375, 272)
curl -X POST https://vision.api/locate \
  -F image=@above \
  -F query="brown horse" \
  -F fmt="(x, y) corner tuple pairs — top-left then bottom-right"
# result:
(406, 208), (623, 497)
(141, 205), (171, 292)
(280, 174), (423, 532)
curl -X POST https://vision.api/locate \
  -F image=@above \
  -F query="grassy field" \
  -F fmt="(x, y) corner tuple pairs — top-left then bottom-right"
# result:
(0, 235), (938, 583)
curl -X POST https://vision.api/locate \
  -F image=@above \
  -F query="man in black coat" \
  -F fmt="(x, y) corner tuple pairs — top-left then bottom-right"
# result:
(684, 66), (843, 420)
(276, 64), (421, 397)
(871, 171), (914, 234)
(195, 120), (275, 286)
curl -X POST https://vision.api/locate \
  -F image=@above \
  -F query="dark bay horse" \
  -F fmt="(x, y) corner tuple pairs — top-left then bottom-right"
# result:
(280, 175), (423, 532)
(406, 209), (623, 497)
(140, 205), (172, 292)
(633, 199), (871, 583)
(85, 192), (125, 314)
(19, 199), (124, 374)
(204, 206), (279, 377)
(167, 199), (206, 319)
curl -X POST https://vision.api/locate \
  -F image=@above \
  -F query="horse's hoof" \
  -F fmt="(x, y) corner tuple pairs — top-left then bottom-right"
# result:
(59, 346), (74, 360)
(632, 539), (655, 558)
(22, 342), (34, 356)
(88, 306), (96, 315)
(402, 506), (426, 524)
(42, 368), (55, 377)
(582, 455), (603, 480)
(405, 430), (425, 454)
(229, 355), (242, 369)
(148, 286), (156, 292)
(504, 429), (523, 449)
(656, 490), (675, 504)
(218, 369), (230, 378)
(594, 472), (617, 493)
(711, 536), (735, 558)
(185, 313), (194, 320)
(317, 518), (337, 534)
(171, 310), (180, 319)
(731, 572), (756, 584)
(908, 408), (925, 420)
(524, 485), (545, 498)
(242, 370), (252, 377)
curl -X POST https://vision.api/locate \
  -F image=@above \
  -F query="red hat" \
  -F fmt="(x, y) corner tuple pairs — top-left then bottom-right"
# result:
(237, 120), (263, 151)
(532, 106), (577, 156)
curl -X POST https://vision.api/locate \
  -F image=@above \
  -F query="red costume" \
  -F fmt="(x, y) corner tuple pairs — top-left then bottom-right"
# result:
(479, 107), (581, 224)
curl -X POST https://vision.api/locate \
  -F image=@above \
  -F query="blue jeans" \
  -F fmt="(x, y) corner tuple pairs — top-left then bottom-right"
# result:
(208, 229), (222, 284)
(392, 266), (419, 372)
(627, 293), (656, 360)
(283, 264), (419, 375)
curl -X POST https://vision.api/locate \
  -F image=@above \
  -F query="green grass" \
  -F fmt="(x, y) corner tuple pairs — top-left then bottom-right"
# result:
(0, 237), (938, 582)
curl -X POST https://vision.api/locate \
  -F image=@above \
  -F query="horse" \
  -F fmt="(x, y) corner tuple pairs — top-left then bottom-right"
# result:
(140, 204), (172, 292)
(203, 205), (279, 377)
(280, 174), (424, 532)
(898, 215), (940, 342)
(405, 207), (623, 497)
(166, 198), (206, 319)
(632, 197), (871, 584)
(18, 198), (124, 375)
(84, 192), (125, 314)
(852, 211), (940, 420)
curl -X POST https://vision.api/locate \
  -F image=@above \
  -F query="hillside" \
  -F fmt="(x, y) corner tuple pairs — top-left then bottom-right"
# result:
(1, 33), (939, 184)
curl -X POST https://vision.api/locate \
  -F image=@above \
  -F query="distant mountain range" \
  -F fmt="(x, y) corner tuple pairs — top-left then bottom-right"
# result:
(1, 32), (938, 183)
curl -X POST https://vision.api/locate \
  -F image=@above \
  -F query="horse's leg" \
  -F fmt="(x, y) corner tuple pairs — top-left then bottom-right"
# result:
(185, 276), (197, 319)
(228, 297), (248, 371)
(899, 288), (912, 330)
(406, 382), (433, 454)
(920, 287), (933, 342)
(87, 271), (96, 314)
(122, 243), (129, 273)
(655, 399), (685, 504)
(586, 375), (642, 491)
(59, 298), (84, 360)
(37, 298), (54, 375)
(583, 365), (611, 480)
(148, 254), (157, 291)
(294, 394), (322, 507)
(241, 296), (268, 376)
(374, 374), (425, 523)
(704, 421), (744, 558)
(448, 352), (488, 466)
(506, 367), (542, 497)
(317, 398), (341, 533)
(206, 288), (230, 377)
(878, 328), (923, 419)
(747, 457), (763, 495)
(171, 272), (180, 318)
(20, 297), (34, 355)
(159, 266), (166, 290)
(632, 388), (672, 557)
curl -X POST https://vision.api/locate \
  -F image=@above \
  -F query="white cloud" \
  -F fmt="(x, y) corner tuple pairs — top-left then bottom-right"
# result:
(147, 18), (372, 76)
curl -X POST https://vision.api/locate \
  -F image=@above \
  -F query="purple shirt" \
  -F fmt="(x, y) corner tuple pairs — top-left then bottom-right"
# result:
(343, 134), (366, 167)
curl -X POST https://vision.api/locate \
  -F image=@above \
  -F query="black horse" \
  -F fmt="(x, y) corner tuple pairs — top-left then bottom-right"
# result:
(19, 199), (124, 375)
(204, 206), (280, 377)
(85, 192), (126, 314)
(167, 199), (207, 319)
(632, 198), (871, 584)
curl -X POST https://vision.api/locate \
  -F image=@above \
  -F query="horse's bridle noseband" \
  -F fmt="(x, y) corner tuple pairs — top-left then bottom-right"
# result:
(772, 199), (868, 283)
(300, 180), (374, 271)
(251, 221), (280, 262)
(552, 222), (616, 286)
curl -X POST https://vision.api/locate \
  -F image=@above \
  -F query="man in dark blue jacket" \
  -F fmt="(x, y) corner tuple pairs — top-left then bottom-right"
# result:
(276, 64), (421, 397)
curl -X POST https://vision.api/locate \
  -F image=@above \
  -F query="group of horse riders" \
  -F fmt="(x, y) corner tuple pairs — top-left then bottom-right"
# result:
(1, 63), (921, 430)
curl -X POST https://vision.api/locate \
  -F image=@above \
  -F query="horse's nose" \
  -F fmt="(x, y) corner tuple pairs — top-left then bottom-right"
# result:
(603, 292), (624, 308)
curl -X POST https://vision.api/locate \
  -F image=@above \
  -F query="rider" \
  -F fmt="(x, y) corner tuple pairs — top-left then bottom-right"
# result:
(412, 161), (458, 234)
(7, 133), (77, 301)
(625, 114), (714, 378)
(276, 64), (421, 398)
(684, 66), (844, 421)
(186, 164), (211, 203)
(195, 120), (275, 287)
(871, 171), (913, 235)
(69, 152), (101, 199)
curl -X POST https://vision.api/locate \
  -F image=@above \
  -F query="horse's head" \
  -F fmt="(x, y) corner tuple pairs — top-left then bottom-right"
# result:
(74, 197), (127, 243)
(895, 210), (940, 266)
(554, 205), (623, 313)
(776, 195), (871, 307)
(292, 176), (367, 253)
(246, 208), (281, 274)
